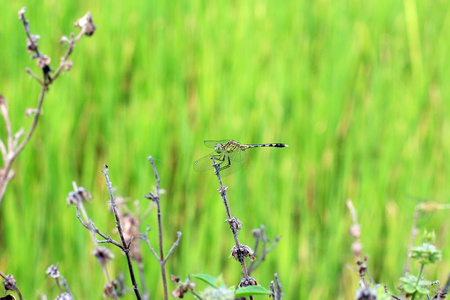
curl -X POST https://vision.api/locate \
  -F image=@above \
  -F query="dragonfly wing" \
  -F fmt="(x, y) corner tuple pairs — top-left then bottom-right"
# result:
(204, 140), (231, 149)
(217, 158), (244, 176)
(193, 153), (225, 172)
(229, 149), (248, 162)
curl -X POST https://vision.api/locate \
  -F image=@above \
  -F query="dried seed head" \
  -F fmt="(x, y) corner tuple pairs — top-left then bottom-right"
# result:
(2, 274), (17, 291)
(239, 276), (258, 287)
(74, 12), (96, 36)
(46, 265), (60, 279)
(26, 34), (40, 52)
(225, 217), (243, 234)
(355, 286), (377, 300)
(25, 108), (39, 117)
(251, 228), (261, 238)
(55, 292), (73, 300)
(62, 60), (73, 71)
(66, 187), (92, 206)
(350, 224), (361, 238)
(92, 247), (114, 265)
(18, 7), (26, 20)
(103, 282), (117, 299)
(229, 244), (255, 261)
(351, 241), (363, 256)
(36, 55), (51, 69)
(60, 36), (69, 44)
(171, 278), (196, 298)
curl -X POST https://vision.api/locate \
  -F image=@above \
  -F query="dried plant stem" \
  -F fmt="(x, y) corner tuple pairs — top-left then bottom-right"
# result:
(0, 8), (92, 204)
(248, 225), (280, 275)
(0, 88), (44, 202)
(143, 156), (182, 300)
(102, 166), (142, 300)
(211, 157), (249, 279)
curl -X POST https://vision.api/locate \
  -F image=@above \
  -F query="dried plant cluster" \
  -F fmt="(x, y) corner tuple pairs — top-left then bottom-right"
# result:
(1, 6), (449, 300)
(0, 8), (96, 204)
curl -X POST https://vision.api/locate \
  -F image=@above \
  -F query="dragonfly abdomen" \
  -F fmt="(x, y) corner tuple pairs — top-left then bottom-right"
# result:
(247, 143), (288, 148)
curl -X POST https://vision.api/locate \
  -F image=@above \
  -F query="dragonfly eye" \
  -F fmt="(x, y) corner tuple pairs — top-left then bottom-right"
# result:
(214, 143), (222, 153)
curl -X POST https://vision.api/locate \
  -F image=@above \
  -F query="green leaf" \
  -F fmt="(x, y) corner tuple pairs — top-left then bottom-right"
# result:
(402, 283), (417, 294)
(191, 273), (218, 288)
(416, 284), (430, 294)
(234, 286), (272, 297)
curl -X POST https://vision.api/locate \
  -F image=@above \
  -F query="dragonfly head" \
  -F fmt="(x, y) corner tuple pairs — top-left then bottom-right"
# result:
(214, 143), (224, 153)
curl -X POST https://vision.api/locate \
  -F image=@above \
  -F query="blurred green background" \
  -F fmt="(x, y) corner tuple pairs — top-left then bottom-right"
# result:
(1, 0), (449, 299)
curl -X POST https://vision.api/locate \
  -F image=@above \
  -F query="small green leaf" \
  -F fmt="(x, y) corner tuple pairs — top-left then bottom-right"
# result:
(234, 286), (272, 297)
(191, 273), (218, 287)
(402, 283), (417, 294)
(416, 284), (430, 295)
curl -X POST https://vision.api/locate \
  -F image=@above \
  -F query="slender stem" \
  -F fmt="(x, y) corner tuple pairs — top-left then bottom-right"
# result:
(0, 87), (45, 202)
(411, 264), (425, 300)
(103, 166), (141, 300)
(211, 157), (249, 279)
(147, 156), (169, 300)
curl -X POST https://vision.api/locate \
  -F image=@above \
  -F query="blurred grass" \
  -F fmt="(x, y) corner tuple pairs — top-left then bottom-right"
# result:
(0, 0), (449, 299)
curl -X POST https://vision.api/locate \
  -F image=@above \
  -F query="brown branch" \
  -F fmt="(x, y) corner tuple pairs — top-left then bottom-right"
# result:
(142, 156), (182, 300)
(102, 166), (141, 300)
(211, 157), (250, 281)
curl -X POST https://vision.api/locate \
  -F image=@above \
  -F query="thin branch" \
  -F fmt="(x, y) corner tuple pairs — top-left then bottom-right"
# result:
(141, 225), (160, 260)
(75, 201), (123, 249)
(142, 156), (182, 300)
(165, 231), (182, 261)
(103, 165), (141, 300)
(211, 156), (250, 280)
(25, 67), (44, 85)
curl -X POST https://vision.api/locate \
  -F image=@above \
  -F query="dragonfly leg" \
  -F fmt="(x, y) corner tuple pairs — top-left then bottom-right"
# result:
(219, 155), (232, 171)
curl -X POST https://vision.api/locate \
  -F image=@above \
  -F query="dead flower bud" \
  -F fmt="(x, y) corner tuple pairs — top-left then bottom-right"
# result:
(113, 273), (125, 297)
(171, 275), (180, 283)
(225, 217), (243, 233)
(74, 12), (96, 36)
(46, 264), (60, 279)
(60, 36), (69, 44)
(103, 282), (117, 299)
(66, 187), (92, 206)
(171, 278), (196, 298)
(350, 224), (361, 238)
(229, 244), (256, 261)
(25, 108), (39, 117)
(251, 228), (261, 238)
(55, 293), (73, 300)
(93, 247), (114, 265)
(239, 276), (258, 287)
(62, 60), (73, 71)
(36, 55), (51, 69)
(2, 274), (17, 291)
(27, 34), (40, 52)
(351, 241), (363, 256)
(355, 286), (377, 300)
(18, 7), (26, 20)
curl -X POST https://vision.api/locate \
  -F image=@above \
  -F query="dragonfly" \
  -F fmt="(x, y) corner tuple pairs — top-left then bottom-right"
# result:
(193, 140), (288, 176)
